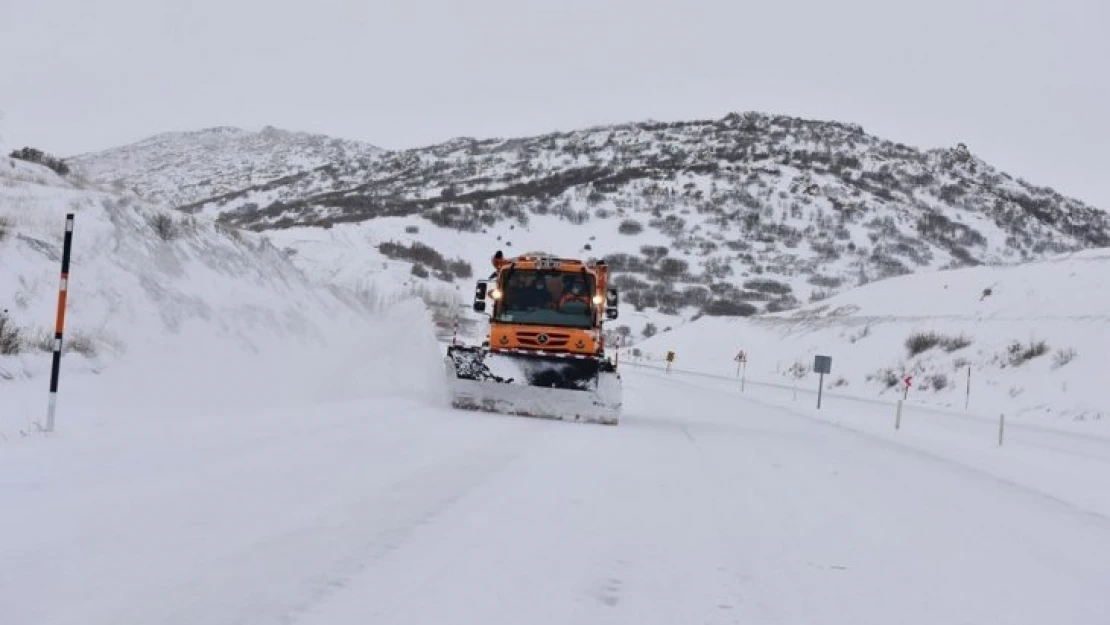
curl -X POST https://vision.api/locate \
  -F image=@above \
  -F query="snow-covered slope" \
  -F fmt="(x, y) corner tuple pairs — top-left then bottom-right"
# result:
(631, 247), (1110, 425)
(67, 126), (383, 209)
(72, 112), (1110, 333)
(0, 156), (441, 437)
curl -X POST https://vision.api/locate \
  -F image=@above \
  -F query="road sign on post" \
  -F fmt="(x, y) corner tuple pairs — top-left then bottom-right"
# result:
(814, 355), (831, 374)
(813, 355), (832, 409)
(903, 375), (913, 400)
(735, 349), (747, 391)
(665, 350), (675, 373)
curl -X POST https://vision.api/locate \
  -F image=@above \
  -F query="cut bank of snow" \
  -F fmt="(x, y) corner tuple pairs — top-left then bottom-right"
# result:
(0, 157), (446, 437)
(631, 248), (1110, 428)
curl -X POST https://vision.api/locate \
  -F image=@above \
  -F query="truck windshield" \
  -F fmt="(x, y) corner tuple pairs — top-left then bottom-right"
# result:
(496, 269), (595, 328)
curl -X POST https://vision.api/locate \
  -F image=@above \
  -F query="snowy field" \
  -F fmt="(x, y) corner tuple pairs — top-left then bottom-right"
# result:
(630, 248), (1110, 428)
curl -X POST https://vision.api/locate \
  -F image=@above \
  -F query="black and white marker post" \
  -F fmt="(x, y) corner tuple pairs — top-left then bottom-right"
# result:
(44, 213), (74, 433)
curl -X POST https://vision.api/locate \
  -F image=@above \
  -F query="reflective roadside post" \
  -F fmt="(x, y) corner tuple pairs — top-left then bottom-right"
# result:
(45, 213), (75, 433)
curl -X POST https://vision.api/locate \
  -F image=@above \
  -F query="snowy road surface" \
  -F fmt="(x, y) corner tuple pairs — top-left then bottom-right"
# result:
(4, 368), (1110, 625)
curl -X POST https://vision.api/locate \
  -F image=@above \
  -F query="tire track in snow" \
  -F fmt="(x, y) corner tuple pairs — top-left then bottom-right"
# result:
(4, 402), (550, 625)
(296, 380), (774, 625)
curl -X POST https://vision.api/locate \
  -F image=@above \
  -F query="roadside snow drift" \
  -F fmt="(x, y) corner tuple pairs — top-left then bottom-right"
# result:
(0, 157), (445, 436)
(631, 249), (1110, 426)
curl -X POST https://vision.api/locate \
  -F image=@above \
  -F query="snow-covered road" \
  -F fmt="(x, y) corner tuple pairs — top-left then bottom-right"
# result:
(4, 368), (1110, 625)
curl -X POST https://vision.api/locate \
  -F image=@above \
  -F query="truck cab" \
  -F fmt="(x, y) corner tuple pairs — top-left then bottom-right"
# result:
(471, 251), (619, 359)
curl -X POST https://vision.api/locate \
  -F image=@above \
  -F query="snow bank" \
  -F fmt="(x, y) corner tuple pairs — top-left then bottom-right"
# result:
(630, 250), (1110, 428)
(0, 158), (446, 437)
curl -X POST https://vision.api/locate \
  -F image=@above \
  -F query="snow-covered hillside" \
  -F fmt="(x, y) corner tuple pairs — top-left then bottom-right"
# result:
(67, 126), (383, 209)
(0, 156), (441, 437)
(631, 248), (1110, 425)
(71, 112), (1110, 331)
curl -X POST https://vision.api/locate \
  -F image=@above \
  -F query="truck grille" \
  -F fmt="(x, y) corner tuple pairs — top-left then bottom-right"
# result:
(516, 331), (571, 348)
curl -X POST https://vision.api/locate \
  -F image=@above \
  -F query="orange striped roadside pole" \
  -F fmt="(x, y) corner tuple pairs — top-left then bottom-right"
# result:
(44, 213), (74, 433)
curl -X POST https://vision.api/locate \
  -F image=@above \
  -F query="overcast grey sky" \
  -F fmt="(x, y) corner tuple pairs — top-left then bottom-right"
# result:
(1, 0), (1107, 208)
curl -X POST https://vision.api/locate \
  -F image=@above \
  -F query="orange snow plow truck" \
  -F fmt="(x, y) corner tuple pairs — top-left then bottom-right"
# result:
(445, 250), (622, 425)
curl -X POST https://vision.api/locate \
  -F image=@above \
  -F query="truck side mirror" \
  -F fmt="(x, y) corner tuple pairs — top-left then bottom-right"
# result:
(605, 288), (619, 319)
(473, 281), (488, 313)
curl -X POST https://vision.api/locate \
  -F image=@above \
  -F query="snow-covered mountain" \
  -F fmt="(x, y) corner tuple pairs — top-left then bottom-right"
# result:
(70, 112), (1110, 342)
(67, 126), (383, 209)
(7, 129), (1110, 625)
(630, 247), (1110, 425)
(0, 156), (440, 437)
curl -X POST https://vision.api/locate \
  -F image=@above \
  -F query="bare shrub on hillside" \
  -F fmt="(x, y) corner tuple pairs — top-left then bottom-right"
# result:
(942, 335), (972, 352)
(848, 324), (871, 344)
(702, 299), (757, 317)
(867, 366), (901, 389)
(618, 219), (643, 234)
(809, 289), (833, 302)
(703, 257), (733, 280)
(448, 259), (472, 279)
(65, 331), (97, 357)
(924, 373), (949, 391)
(215, 221), (246, 244)
(788, 361), (807, 379)
(1004, 339), (1049, 366)
(31, 328), (97, 357)
(605, 253), (651, 274)
(149, 213), (179, 241)
(906, 332), (943, 355)
(905, 331), (971, 357)
(807, 274), (843, 288)
(640, 245), (668, 262)
(1052, 347), (1077, 369)
(0, 310), (21, 355)
(9, 146), (70, 176)
(378, 240), (472, 281)
(652, 257), (689, 281)
(743, 278), (792, 296)
(681, 286), (711, 308)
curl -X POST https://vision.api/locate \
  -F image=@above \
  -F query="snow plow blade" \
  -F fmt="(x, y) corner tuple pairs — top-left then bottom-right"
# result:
(445, 345), (621, 425)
